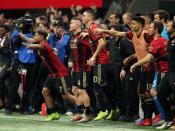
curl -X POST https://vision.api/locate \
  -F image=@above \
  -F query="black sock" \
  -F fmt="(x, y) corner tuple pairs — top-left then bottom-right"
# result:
(49, 107), (57, 114)
(143, 98), (154, 119)
(94, 86), (106, 112)
(84, 106), (91, 115)
(75, 105), (84, 113)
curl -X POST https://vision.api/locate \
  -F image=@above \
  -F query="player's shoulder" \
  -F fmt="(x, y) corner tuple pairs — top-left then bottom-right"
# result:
(90, 23), (101, 29)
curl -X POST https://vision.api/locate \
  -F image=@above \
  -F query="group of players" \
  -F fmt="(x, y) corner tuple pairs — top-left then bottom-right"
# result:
(0, 8), (175, 130)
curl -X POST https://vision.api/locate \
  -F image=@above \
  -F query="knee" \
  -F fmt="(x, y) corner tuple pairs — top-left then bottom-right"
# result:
(150, 88), (157, 97)
(78, 89), (86, 96)
(72, 86), (78, 96)
(42, 87), (50, 97)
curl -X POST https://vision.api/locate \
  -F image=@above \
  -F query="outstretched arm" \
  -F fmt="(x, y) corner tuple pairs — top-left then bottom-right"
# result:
(93, 28), (127, 38)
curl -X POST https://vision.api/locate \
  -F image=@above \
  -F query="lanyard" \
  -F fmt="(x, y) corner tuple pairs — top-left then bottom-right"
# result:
(57, 33), (65, 50)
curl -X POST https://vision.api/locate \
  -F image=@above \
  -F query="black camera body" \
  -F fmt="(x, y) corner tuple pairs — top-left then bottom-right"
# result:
(13, 14), (34, 32)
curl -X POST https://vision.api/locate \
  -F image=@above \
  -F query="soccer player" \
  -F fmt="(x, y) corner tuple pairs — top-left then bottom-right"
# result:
(130, 21), (168, 127)
(0, 24), (11, 110)
(155, 20), (175, 129)
(81, 10), (110, 120)
(20, 29), (75, 121)
(69, 17), (93, 122)
(93, 16), (156, 125)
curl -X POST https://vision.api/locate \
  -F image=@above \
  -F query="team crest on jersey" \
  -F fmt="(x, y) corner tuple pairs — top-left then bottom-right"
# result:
(70, 38), (78, 48)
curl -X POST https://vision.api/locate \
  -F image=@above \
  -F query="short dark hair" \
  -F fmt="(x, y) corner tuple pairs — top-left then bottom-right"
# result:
(154, 10), (170, 23)
(141, 12), (154, 21)
(111, 13), (122, 19)
(111, 13), (122, 24)
(40, 16), (48, 22)
(36, 29), (48, 39)
(71, 17), (82, 23)
(53, 19), (64, 27)
(52, 19), (68, 30)
(167, 20), (175, 29)
(132, 16), (145, 26)
(152, 21), (164, 34)
(84, 10), (96, 19)
(124, 12), (132, 19)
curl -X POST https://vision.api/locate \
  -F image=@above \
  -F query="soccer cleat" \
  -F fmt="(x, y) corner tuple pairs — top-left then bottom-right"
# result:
(153, 114), (161, 124)
(78, 114), (92, 122)
(156, 121), (173, 130)
(65, 111), (73, 116)
(45, 112), (60, 121)
(135, 119), (144, 126)
(94, 110), (108, 121)
(106, 110), (115, 120)
(71, 114), (82, 122)
(170, 124), (175, 130)
(143, 119), (152, 126)
(135, 118), (144, 122)
(152, 119), (165, 127)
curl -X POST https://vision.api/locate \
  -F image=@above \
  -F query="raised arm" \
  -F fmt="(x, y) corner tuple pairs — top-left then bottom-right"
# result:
(93, 28), (127, 38)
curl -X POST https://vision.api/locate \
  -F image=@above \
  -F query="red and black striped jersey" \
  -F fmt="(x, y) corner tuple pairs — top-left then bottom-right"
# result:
(70, 33), (92, 72)
(40, 42), (69, 77)
(88, 23), (109, 64)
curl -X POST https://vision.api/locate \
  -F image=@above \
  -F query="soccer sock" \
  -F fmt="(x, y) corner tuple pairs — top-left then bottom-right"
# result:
(94, 86), (106, 112)
(75, 105), (84, 113)
(84, 106), (91, 115)
(143, 98), (154, 119)
(49, 107), (57, 114)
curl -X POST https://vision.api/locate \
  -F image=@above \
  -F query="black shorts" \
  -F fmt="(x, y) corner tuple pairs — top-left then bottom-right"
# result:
(44, 76), (70, 95)
(138, 70), (155, 94)
(71, 71), (92, 89)
(93, 64), (108, 87)
(157, 72), (175, 98)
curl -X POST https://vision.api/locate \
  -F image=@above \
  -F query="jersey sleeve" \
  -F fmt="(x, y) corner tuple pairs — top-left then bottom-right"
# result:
(148, 41), (160, 55)
(126, 31), (133, 40)
(89, 23), (103, 42)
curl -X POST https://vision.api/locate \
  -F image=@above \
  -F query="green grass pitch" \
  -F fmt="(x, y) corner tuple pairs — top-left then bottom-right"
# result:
(0, 111), (165, 131)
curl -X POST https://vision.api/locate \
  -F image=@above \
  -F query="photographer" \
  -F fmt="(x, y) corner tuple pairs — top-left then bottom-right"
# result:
(0, 24), (11, 109)
(6, 14), (38, 114)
